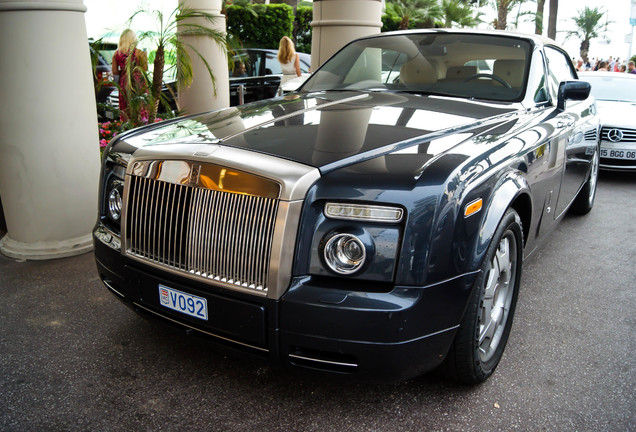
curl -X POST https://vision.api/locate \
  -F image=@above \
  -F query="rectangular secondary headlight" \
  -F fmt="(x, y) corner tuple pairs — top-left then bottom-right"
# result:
(324, 202), (404, 223)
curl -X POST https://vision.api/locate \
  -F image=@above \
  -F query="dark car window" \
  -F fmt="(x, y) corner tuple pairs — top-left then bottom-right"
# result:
(252, 51), (264, 76)
(265, 52), (282, 75)
(231, 52), (258, 77)
(544, 46), (576, 100)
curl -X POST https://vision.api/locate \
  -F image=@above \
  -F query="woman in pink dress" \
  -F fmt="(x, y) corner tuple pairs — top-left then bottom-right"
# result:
(112, 29), (148, 122)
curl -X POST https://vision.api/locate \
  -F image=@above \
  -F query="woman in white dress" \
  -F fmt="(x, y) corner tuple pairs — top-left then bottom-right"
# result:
(277, 36), (301, 88)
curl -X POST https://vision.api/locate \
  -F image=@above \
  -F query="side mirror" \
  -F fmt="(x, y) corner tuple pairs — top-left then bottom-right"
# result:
(557, 80), (591, 110)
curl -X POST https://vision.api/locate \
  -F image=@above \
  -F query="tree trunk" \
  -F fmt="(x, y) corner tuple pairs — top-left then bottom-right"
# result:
(535, 0), (546, 35)
(580, 39), (590, 63)
(149, 45), (165, 124)
(547, 0), (558, 40)
(496, 0), (507, 30)
(399, 16), (409, 31)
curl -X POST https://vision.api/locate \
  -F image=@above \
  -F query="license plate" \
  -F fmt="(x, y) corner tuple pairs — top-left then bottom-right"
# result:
(600, 148), (636, 160)
(158, 285), (208, 321)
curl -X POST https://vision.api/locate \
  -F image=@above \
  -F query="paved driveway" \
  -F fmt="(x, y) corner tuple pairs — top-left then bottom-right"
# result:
(1, 172), (634, 431)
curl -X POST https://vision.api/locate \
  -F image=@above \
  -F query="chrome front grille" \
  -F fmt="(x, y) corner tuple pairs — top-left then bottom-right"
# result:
(600, 127), (636, 142)
(124, 160), (280, 294)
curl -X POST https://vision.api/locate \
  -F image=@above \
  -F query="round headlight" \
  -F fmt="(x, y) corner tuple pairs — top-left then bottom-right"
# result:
(323, 233), (366, 275)
(108, 188), (122, 222)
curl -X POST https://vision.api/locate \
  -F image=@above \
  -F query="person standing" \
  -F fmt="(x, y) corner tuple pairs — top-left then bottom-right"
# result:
(277, 36), (301, 91)
(575, 59), (584, 71)
(112, 29), (148, 122)
(628, 61), (636, 74)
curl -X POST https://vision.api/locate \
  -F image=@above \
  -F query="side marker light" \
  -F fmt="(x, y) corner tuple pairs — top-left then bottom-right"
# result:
(464, 198), (483, 218)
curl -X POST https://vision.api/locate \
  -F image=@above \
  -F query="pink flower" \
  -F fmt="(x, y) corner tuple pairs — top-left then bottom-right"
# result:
(99, 139), (108, 148)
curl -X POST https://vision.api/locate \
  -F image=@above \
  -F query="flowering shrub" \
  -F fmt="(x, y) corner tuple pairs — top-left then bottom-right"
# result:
(99, 120), (125, 151)
(99, 117), (164, 157)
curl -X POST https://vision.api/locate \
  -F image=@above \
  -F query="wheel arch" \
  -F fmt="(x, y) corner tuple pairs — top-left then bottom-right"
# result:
(473, 171), (531, 270)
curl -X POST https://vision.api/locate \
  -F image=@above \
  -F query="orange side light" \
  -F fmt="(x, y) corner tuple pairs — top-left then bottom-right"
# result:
(464, 198), (483, 218)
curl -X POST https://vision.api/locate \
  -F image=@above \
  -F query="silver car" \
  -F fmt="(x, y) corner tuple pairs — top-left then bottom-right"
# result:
(579, 71), (636, 171)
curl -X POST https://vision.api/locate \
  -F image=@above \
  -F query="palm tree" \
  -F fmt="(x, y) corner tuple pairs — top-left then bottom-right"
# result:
(130, 6), (227, 123)
(534, 0), (546, 34)
(492, 0), (527, 30)
(566, 7), (607, 62)
(386, 0), (442, 30)
(547, 0), (558, 39)
(441, 0), (482, 28)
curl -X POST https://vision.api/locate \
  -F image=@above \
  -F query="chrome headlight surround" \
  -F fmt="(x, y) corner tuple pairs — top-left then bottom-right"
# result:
(323, 233), (367, 275)
(101, 160), (127, 233)
(107, 180), (124, 222)
(309, 201), (404, 281)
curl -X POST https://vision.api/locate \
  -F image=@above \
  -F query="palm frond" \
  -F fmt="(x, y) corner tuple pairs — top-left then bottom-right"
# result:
(182, 42), (218, 96)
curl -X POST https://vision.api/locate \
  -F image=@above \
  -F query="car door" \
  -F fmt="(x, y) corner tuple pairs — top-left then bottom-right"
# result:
(523, 49), (569, 239)
(544, 47), (598, 217)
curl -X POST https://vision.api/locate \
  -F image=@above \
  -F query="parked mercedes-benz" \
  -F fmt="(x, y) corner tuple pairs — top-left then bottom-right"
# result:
(579, 71), (636, 171)
(94, 30), (599, 384)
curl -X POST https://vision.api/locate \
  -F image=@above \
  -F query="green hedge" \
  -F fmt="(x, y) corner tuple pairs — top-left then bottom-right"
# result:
(226, 4), (295, 49)
(381, 14), (403, 32)
(294, 6), (312, 53)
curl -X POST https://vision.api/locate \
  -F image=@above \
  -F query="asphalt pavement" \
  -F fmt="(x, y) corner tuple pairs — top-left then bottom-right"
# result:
(1, 171), (634, 431)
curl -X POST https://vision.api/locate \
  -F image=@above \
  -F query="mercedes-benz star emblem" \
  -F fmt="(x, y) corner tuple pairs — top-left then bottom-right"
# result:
(607, 129), (624, 143)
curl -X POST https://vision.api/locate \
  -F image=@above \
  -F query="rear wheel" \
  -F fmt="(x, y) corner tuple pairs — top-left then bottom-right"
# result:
(442, 208), (523, 384)
(570, 145), (599, 215)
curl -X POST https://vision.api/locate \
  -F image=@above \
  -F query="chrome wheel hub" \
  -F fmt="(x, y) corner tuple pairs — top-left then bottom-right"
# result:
(479, 231), (517, 363)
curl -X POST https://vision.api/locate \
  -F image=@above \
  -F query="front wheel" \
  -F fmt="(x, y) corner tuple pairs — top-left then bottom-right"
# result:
(441, 208), (523, 384)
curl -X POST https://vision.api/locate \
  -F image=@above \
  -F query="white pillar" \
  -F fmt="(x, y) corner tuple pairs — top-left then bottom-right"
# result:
(177, 0), (230, 114)
(310, 0), (383, 71)
(0, 0), (100, 260)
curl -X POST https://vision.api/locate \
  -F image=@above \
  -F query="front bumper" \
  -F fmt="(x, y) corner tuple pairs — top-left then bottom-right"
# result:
(94, 229), (478, 382)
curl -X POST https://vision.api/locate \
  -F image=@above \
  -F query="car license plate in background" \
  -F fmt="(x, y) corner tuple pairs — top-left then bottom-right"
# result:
(158, 285), (208, 320)
(600, 148), (636, 160)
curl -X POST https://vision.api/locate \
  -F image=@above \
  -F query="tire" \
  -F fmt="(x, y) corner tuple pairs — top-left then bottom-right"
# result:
(442, 208), (523, 384)
(570, 145), (599, 215)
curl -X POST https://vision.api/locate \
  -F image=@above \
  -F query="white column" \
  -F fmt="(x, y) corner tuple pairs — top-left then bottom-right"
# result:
(177, 0), (229, 114)
(0, 0), (100, 260)
(310, 0), (383, 71)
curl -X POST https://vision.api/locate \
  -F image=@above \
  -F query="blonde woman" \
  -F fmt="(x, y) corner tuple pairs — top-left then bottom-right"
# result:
(112, 29), (148, 120)
(277, 36), (301, 87)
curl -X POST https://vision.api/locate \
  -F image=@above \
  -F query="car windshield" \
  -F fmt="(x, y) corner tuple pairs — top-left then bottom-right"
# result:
(300, 33), (531, 102)
(583, 75), (636, 102)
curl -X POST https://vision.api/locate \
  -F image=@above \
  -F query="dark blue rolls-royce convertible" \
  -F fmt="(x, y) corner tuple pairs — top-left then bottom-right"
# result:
(94, 30), (600, 384)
